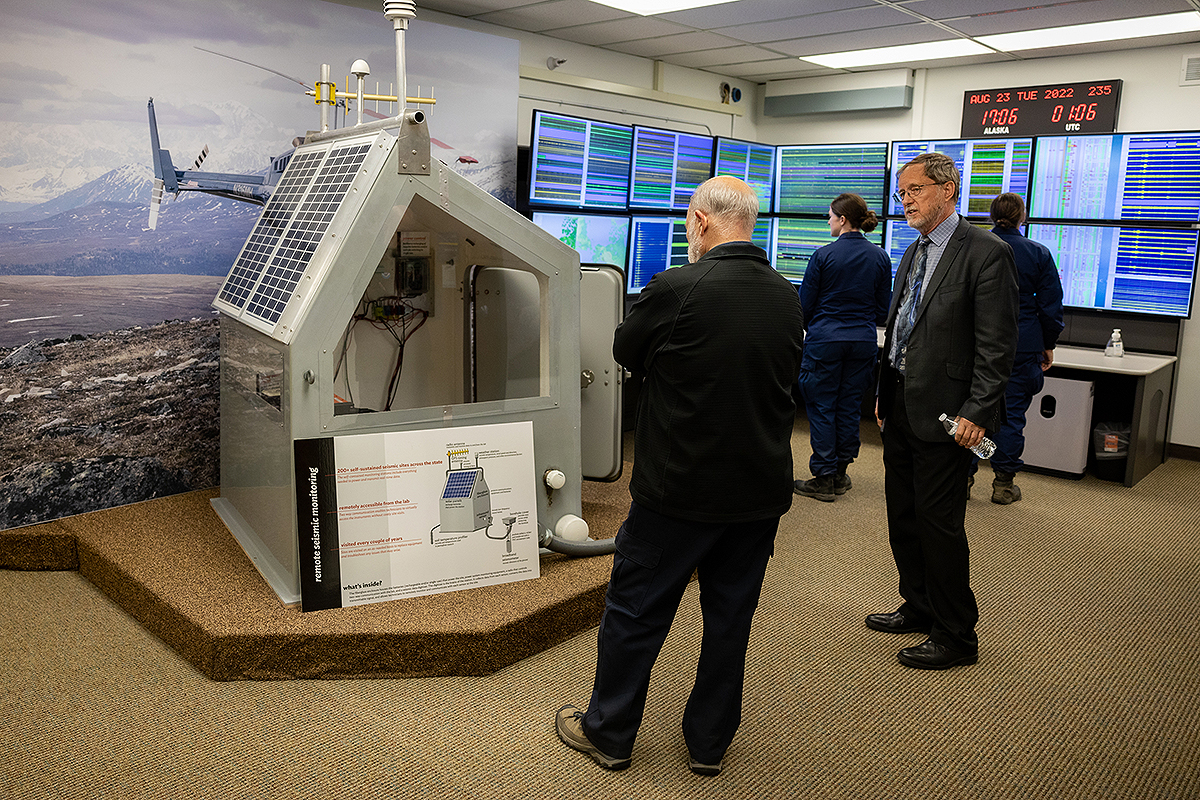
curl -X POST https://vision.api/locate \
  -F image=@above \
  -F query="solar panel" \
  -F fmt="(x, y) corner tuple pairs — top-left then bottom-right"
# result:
(442, 470), (478, 499)
(215, 133), (385, 336)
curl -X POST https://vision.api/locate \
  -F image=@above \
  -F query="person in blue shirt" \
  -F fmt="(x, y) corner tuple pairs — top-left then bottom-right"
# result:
(794, 193), (892, 502)
(974, 192), (1064, 504)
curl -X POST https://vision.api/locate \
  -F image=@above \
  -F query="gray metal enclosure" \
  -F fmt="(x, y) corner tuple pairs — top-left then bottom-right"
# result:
(211, 118), (593, 605)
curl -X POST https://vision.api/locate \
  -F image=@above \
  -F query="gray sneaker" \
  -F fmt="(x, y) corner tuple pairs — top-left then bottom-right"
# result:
(689, 754), (723, 776)
(555, 704), (631, 771)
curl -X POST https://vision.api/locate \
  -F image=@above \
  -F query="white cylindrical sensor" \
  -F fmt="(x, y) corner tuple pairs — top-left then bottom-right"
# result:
(554, 514), (590, 542)
(544, 469), (567, 490)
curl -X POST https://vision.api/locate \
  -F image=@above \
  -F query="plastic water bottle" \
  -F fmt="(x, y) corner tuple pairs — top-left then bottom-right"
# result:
(939, 413), (997, 459)
(1105, 328), (1124, 357)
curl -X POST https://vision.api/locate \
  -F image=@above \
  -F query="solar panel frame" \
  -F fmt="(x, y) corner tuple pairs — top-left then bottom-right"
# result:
(442, 470), (479, 499)
(213, 131), (394, 343)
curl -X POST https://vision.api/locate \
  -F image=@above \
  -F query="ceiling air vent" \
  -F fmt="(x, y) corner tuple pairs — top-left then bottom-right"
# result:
(1182, 54), (1200, 86)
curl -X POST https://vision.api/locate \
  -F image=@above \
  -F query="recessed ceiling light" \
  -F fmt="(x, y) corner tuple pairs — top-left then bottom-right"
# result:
(977, 11), (1200, 51)
(589, 0), (733, 14)
(801, 39), (993, 70)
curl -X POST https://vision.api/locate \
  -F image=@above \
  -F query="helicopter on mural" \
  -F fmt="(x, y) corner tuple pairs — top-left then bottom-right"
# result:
(146, 97), (291, 230)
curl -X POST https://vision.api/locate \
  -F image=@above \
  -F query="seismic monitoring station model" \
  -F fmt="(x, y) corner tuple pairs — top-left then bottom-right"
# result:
(434, 449), (492, 543)
(209, 1), (623, 605)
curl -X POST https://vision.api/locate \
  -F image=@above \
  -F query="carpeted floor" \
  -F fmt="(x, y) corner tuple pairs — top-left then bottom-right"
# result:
(2, 420), (1199, 799)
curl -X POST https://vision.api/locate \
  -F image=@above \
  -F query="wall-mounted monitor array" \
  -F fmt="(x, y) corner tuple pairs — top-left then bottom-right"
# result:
(528, 111), (893, 221)
(626, 216), (690, 293)
(777, 143), (889, 216)
(531, 211), (630, 270)
(527, 109), (1199, 317)
(1027, 223), (1197, 318)
(889, 138), (1034, 217)
(629, 125), (715, 211)
(883, 219), (920, 280)
(1029, 131), (1200, 223)
(772, 218), (883, 284)
(529, 110), (633, 210)
(714, 137), (776, 214)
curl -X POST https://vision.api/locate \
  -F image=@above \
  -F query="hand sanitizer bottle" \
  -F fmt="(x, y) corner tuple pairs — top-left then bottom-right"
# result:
(939, 413), (997, 459)
(1105, 328), (1124, 357)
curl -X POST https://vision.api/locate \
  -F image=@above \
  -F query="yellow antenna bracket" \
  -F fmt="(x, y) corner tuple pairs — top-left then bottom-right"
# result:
(314, 80), (336, 106)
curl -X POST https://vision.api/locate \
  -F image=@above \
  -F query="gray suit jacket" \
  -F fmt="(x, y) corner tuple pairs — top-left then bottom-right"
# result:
(878, 216), (1019, 442)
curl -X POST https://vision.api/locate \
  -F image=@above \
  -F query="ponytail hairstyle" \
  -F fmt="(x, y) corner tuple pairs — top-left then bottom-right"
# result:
(990, 192), (1026, 228)
(830, 192), (878, 233)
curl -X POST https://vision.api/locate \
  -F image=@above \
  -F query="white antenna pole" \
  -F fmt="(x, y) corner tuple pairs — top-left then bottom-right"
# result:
(384, 1), (418, 118)
(319, 63), (331, 132)
(351, 60), (370, 127)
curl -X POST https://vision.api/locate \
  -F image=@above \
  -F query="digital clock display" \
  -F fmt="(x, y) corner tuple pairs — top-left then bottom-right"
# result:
(961, 80), (1122, 138)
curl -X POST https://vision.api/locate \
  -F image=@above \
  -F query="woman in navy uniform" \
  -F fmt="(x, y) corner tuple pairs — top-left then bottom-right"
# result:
(794, 193), (892, 502)
(973, 192), (1064, 503)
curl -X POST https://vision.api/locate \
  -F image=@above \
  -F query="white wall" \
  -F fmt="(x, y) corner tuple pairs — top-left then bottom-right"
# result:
(417, 9), (760, 145)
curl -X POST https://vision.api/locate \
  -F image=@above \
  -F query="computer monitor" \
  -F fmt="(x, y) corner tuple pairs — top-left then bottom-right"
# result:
(624, 216), (774, 293)
(883, 218), (997, 283)
(628, 126), (715, 211)
(773, 217), (883, 285)
(714, 137), (776, 213)
(751, 217), (774, 253)
(1026, 222), (1197, 318)
(531, 211), (630, 269)
(626, 216), (690, 293)
(528, 110), (633, 210)
(1029, 131), (1200, 223)
(889, 138), (1034, 218)
(775, 142), (888, 216)
(884, 219), (920, 283)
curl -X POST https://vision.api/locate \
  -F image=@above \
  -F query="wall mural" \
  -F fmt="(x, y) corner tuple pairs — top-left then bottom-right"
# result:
(0, 0), (519, 529)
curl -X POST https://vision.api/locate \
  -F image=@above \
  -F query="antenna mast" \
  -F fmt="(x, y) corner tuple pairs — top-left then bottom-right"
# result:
(384, 0), (418, 119)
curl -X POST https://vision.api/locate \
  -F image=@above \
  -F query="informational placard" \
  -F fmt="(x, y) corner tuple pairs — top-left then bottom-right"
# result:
(961, 79), (1121, 137)
(294, 421), (539, 612)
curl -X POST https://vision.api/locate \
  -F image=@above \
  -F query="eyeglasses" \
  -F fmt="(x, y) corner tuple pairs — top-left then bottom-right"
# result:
(892, 183), (943, 203)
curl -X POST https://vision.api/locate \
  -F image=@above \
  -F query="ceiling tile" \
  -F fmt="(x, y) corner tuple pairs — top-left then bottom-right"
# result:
(607, 30), (745, 58)
(546, 16), (691, 45)
(945, 0), (1194, 36)
(658, 0), (876, 28)
(475, 0), (632, 31)
(664, 45), (791, 69)
(772, 23), (954, 57)
(418, 0), (536, 16)
(895, 0), (1073, 23)
(720, 59), (835, 81)
(716, 5), (916, 44)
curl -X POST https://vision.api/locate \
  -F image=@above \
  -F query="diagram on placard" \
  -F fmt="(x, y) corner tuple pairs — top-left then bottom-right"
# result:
(430, 448), (525, 553)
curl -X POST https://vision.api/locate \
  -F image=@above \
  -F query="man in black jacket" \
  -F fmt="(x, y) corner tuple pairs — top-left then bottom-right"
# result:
(555, 176), (805, 777)
(872, 152), (1018, 670)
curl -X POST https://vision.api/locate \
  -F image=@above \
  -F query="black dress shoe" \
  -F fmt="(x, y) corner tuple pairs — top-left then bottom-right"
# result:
(897, 639), (978, 670)
(865, 611), (931, 634)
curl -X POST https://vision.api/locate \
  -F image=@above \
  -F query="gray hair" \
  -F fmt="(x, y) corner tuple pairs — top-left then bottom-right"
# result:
(900, 152), (961, 202)
(689, 176), (759, 232)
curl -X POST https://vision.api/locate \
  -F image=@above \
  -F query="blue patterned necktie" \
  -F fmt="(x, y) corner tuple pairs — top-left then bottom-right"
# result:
(891, 236), (931, 375)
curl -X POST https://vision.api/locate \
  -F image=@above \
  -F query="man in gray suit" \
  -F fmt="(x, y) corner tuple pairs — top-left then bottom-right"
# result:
(871, 152), (1018, 670)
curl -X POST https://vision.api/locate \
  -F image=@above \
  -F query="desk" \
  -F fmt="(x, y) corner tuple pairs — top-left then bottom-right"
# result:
(1048, 346), (1177, 487)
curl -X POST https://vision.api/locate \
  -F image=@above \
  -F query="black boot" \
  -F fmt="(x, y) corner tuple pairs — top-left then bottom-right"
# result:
(794, 475), (835, 502)
(834, 462), (851, 495)
(991, 471), (1021, 505)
